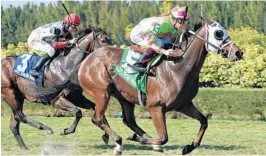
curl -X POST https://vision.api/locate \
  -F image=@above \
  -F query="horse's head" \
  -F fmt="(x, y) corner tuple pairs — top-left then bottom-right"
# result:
(203, 20), (243, 61)
(75, 27), (112, 53)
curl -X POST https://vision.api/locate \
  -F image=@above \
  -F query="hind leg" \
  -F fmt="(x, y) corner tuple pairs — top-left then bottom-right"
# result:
(64, 90), (109, 144)
(9, 111), (28, 150)
(3, 88), (53, 133)
(2, 86), (27, 149)
(2, 88), (53, 150)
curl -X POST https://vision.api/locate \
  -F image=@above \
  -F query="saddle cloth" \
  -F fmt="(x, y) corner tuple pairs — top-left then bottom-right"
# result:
(112, 47), (163, 93)
(13, 53), (45, 85)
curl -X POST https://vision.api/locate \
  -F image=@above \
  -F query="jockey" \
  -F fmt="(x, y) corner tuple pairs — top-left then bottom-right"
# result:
(28, 13), (81, 78)
(130, 6), (189, 72)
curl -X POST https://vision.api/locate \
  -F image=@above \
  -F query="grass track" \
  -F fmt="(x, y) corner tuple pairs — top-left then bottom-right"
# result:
(1, 117), (266, 155)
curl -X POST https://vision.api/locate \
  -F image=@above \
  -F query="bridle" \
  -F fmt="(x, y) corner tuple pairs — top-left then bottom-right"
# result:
(172, 20), (235, 58)
(75, 30), (105, 53)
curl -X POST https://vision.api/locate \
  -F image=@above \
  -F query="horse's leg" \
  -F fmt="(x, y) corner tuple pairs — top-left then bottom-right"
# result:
(176, 101), (208, 155)
(9, 111), (28, 150)
(9, 111), (32, 150)
(102, 116), (110, 144)
(118, 98), (163, 152)
(16, 111), (53, 134)
(2, 88), (53, 149)
(52, 95), (82, 135)
(91, 91), (123, 155)
(140, 106), (168, 149)
(2, 86), (28, 150)
(65, 90), (109, 144)
(118, 98), (146, 136)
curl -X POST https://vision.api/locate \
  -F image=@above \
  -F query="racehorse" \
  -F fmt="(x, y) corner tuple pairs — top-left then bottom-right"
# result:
(77, 20), (243, 155)
(1, 27), (112, 150)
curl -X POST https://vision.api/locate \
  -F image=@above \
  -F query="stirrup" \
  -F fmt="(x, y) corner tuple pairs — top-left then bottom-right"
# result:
(128, 64), (147, 73)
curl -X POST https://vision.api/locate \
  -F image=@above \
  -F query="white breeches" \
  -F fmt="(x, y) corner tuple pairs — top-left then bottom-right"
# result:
(27, 30), (55, 57)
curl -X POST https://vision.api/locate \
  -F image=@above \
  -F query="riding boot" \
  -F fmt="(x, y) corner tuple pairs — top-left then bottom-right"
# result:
(29, 53), (50, 78)
(133, 48), (155, 73)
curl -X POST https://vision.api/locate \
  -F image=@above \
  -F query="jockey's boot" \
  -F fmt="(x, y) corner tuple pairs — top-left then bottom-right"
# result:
(29, 53), (50, 78)
(133, 48), (155, 73)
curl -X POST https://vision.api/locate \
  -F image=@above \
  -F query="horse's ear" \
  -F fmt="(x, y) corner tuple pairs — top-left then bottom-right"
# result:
(77, 28), (92, 38)
(194, 21), (203, 31)
(84, 28), (92, 34)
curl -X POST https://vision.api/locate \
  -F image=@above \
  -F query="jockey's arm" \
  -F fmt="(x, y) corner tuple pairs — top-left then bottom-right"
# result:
(43, 33), (73, 49)
(148, 30), (167, 54)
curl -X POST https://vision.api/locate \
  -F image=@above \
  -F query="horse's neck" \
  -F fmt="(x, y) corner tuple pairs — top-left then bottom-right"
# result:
(64, 47), (85, 68)
(181, 38), (207, 76)
(49, 34), (91, 74)
(161, 31), (208, 90)
(47, 47), (85, 79)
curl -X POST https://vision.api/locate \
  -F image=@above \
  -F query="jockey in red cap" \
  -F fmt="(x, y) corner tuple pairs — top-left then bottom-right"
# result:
(28, 13), (81, 78)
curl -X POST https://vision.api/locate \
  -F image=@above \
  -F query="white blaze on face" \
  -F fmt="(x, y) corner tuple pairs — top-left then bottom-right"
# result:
(206, 20), (229, 52)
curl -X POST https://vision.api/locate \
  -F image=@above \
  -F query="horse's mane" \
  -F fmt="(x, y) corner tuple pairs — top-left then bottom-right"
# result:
(193, 18), (217, 32)
(193, 20), (203, 32)
(77, 26), (107, 39)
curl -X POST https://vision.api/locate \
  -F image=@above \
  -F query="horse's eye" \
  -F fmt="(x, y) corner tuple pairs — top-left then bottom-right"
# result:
(214, 30), (224, 40)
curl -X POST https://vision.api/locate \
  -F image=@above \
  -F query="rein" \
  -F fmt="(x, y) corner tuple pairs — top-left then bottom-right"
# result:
(75, 31), (103, 53)
(172, 26), (203, 57)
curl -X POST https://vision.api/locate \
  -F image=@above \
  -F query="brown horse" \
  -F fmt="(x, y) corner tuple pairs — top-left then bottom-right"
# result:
(1, 27), (112, 150)
(78, 20), (243, 155)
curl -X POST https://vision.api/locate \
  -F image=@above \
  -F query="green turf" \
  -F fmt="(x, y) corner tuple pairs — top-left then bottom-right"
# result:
(2, 88), (265, 120)
(1, 117), (266, 155)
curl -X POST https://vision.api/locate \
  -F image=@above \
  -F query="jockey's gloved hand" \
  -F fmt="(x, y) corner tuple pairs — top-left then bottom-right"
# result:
(68, 38), (78, 45)
(160, 48), (174, 56)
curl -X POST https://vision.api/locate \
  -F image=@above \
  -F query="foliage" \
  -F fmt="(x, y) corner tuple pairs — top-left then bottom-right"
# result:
(200, 27), (266, 88)
(1, 42), (44, 56)
(1, 1), (266, 47)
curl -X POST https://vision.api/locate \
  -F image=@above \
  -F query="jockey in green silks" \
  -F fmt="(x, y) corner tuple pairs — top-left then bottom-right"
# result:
(130, 6), (189, 72)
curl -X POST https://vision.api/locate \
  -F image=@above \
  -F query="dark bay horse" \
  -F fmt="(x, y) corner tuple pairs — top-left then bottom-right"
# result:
(1, 27), (112, 150)
(78, 20), (243, 155)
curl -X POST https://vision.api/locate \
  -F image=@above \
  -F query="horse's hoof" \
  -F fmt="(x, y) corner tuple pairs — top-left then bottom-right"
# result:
(21, 146), (29, 150)
(126, 133), (138, 141)
(113, 149), (122, 155)
(60, 128), (70, 136)
(182, 145), (195, 155)
(139, 137), (147, 145)
(44, 129), (53, 135)
(152, 145), (163, 152)
(41, 149), (49, 156)
(102, 135), (109, 145)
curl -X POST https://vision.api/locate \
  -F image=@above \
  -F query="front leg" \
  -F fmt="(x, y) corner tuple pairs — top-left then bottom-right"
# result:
(176, 101), (208, 155)
(65, 91), (109, 144)
(52, 95), (82, 135)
